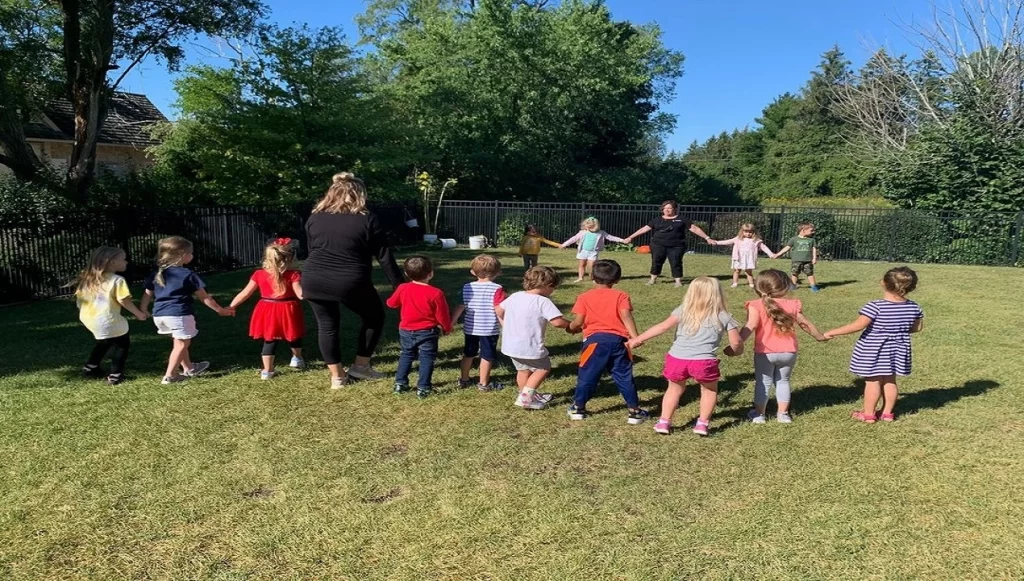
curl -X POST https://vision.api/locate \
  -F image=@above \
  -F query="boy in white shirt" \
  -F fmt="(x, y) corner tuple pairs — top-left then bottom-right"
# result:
(495, 266), (570, 410)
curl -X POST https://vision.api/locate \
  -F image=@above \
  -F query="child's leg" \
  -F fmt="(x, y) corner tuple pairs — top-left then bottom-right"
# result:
(744, 269), (755, 286)
(574, 340), (608, 409)
(166, 339), (190, 378)
(772, 353), (797, 414)
(416, 333), (439, 391)
(108, 334), (130, 377)
(608, 341), (640, 410)
(732, 269), (740, 286)
(753, 353), (773, 415)
(85, 339), (112, 371)
(479, 358), (494, 386)
(524, 369), (549, 392)
(261, 340), (277, 372)
(586, 258), (596, 277)
(516, 370), (531, 391)
(808, 274), (818, 287)
(460, 356), (475, 382)
(881, 375), (898, 415)
(790, 272), (800, 286)
(697, 380), (719, 422)
(288, 339), (303, 359)
(394, 331), (416, 386)
(660, 381), (686, 422)
(862, 377), (883, 415)
(577, 260), (586, 280)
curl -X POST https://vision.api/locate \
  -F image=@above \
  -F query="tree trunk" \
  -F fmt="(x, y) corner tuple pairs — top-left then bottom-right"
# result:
(0, 78), (46, 180)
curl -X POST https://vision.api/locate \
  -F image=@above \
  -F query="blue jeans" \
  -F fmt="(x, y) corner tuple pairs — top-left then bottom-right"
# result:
(396, 328), (440, 390)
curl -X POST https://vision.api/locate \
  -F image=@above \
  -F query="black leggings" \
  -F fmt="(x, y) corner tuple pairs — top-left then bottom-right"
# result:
(308, 284), (386, 364)
(86, 333), (131, 376)
(261, 339), (303, 356)
(650, 245), (685, 279)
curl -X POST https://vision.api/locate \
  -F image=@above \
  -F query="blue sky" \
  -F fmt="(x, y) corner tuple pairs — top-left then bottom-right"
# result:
(117, 0), (936, 153)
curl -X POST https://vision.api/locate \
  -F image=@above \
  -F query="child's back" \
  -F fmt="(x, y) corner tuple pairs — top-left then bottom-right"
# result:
(572, 286), (631, 338)
(463, 280), (503, 337)
(668, 308), (737, 361)
(145, 265), (204, 316)
(745, 297), (801, 353)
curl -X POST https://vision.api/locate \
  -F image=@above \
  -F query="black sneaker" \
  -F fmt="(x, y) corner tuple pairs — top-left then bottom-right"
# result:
(394, 383), (410, 394)
(458, 379), (475, 388)
(627, 408), (650, 425)
(81, 365), (106, 379)
(106, 374), (125, 386)
(477, 382), (505, 392)
(416, 389), (431, 399)
(567, 405), (588, 420)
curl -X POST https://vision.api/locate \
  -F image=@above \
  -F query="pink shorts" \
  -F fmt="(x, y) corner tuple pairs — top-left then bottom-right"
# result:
(663, 355), (721, 384)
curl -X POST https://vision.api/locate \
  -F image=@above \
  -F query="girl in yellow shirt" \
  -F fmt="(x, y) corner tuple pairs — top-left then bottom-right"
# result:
(518, 224), (560, 269)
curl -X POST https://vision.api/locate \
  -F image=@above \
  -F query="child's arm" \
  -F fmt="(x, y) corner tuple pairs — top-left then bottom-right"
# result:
(605, 232), (628, 244)
(194, 289), (234, 316)
(119, 297), (148, 321)
(627, 315), (680, 348)
(911, 318), (924, 333)
(495, 304), (505, 325)
(436, 298), (453, 335)
(229, 280), (259, 310)
(139, 289), (153, 313)
(619, 308), (639, 339)
(451, 304), (466, 323)
(541, 237), (561, 248)
(758, 242), (774, 257)
(559, 231), (582, 249)
(567, 312), (585, 334)
(712, 237), (737, 246)
(292, 280), (303, 300)
(723, 327), (744, 356)
(739, 303), (758, 343)
(812, 244), (818, 264)
(824, 315), (871, 339)
(549, 315), (570, 329)
(385, 287), (402, 309)
(796, 312), (828, 341)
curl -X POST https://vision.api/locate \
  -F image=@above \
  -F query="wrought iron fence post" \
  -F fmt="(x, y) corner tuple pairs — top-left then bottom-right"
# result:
(1012, 210), (1024, 265)
(492, 200), (499, 241)
(778, 206), (786, 249)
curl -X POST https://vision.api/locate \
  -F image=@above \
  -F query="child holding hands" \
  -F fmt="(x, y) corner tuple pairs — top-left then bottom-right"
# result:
(560, 217), (627, 282)
(386, 256), (452, 398)
(711, 223), (777, 288)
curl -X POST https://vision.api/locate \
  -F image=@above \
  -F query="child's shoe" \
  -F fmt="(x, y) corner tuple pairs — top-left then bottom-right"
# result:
(776, 412), (793, 424)
(627, 408), (649, 425)
(692, 418), (710, 436)
(674, 281), (683, 288)
(106, 374), (125, 386)
(851, 410), (877, 423)
(330, 376), (347, 389)
(567, 404), (588, 420)
(347, 364), (384, 381)
(458, 378), (475, 389)
(161, 375), (186, 385)
(82, 365), (106, 379)
(514, 392), (552, 407)
(477, 382), (504, 392)
(747, 409), (767, 424)
(394, 383), (410, 394)
(416, 388), (431, 399)
(260, 370), (276, 381)
(730, 282), (739, 288)
(574, 277), (585, 283)
(653, 418), (672, 435)
(288, 356), (305, 369)
(519, 390), (547, 410)
(879, 412), (896, 422)
(184, 361), (210, 377)
(810, 285), (821, 292)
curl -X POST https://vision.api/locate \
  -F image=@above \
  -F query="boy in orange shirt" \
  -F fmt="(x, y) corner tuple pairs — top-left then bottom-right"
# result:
(566, 259), (648, 424)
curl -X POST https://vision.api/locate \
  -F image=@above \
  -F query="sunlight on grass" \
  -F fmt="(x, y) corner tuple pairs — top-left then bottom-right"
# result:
(1, 251), (1023, 579)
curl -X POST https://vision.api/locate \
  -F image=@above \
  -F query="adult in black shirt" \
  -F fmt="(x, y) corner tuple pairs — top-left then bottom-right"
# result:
(625, 200), (714, 287)
(301, 172), (404, 387)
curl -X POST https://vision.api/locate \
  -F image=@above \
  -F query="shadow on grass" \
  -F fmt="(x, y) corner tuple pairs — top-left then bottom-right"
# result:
(899, 379), (1000, 415)
(812, 279), (858, 290)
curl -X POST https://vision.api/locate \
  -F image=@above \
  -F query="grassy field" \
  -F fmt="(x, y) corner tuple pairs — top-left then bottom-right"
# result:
(1, 250), (1023, 579)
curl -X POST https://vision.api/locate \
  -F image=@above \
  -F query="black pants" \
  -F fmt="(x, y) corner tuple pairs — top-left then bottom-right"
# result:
(261, 339), (303, 356)
(522, 254), (539, 269)
(307, 282), (385, 364)
(650, 245), (685, 279)
(86, 333), (131, 376)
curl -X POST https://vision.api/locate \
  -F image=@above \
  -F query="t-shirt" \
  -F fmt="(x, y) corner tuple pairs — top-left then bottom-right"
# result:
(647, 216), (693, 248)
(253, 269), (301, 299)
(462, 281), (505, 337)
(581, 231), (601, 252)
(144, 266), (205, 317)
(499, 291), (564, 359)
(571, 287), (632, 338)
(386, 282), (452, 333)
(668, 309), (739, 360)
(302, 212), (405, 300)
(787, 236), (816, 262)
(77, 273), (131, 339)
(745, 298), (802, 353)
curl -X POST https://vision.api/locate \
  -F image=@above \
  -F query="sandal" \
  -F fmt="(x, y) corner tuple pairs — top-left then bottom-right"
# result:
(851, 411), (877, 423)
(879, 413), (896, 422)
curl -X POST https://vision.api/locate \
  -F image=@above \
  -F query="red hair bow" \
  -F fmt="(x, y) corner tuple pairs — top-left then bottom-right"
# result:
(275, 237), (292, 246)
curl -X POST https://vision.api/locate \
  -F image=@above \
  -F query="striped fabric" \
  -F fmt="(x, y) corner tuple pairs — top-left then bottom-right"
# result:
(462, 281), (503, 336)
(850, 299), (923, 377)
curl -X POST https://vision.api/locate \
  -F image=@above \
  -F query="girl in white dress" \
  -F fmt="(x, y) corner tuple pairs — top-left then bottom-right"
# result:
(711, 223), (777, 288)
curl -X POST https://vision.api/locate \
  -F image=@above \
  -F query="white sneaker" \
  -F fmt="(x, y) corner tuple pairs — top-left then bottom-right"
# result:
(730, 282), (739, 288)
(330, 376), (347, 389)
(260, 370), (276, 380)
(184, 361), (210, 377)
(747, 408), (767, 424)
(514, 392), (552, 407)
(521, 395), (548, 410)
(161, 375), (186, 385)
(347, 364), (384, 381)
(777, 412), (793, 424)
(289, 357), (305, 369)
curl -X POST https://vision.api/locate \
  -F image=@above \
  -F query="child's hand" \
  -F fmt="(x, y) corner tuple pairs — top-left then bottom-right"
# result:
(723, 345), (736, 357)
(822, 331), (834, 340)
(219, 307), (235, 317)
(138, 312), (148, 322)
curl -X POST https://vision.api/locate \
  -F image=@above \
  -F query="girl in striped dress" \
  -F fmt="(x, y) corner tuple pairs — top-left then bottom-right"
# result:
(824, 267), (924, 423)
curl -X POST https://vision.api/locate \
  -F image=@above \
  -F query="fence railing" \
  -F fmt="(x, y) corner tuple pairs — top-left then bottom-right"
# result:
(0, 202), (420, 303)
(435, 200), (1024, 268)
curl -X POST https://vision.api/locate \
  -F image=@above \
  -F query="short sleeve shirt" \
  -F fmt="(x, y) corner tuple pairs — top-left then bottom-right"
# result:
(77, 273), (132, 339)
(144, 266), (205, 317)
(571, 287), (632, 338)
(462, 281), (505, 337)
(745, 298), (802, 353)
(252, 269), (301, 299)
(647, 216), (692, 248)
(787, 236), (816, 262)
(499, 291), (563, 359)
(668, 309), (739, 360)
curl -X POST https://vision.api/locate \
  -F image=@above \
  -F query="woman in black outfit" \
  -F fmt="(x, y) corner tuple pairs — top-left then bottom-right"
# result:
(301, 172), (405, 388)
(625, 200), (714, 287)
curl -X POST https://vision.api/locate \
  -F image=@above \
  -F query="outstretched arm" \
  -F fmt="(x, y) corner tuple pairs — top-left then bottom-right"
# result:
(605, 232), (628, 244)
(195, 289), (233, 316)
(689, 224), (713, 244)
(118, 297), (148, 321)
(824, 315), (871, 339)
(567, 312), (585, 335)
(541, 237), (561, 248)
(796, 312), (828, 341)
(549, 316), (570, 329)
(139, 289), (153, 314)
(713, 237), (738, 246)
(229, 280), (259, 310)
(627, 315), (679, 348)
(625, 224), (653, 243)
(560, 231), (583, 248)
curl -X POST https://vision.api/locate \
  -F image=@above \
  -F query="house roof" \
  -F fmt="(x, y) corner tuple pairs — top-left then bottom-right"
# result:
(23, 92), (168, 147)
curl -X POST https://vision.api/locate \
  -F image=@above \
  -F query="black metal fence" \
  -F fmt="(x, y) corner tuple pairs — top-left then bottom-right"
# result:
(436, 201), (1024, 268)
(0, 202), (421, 303)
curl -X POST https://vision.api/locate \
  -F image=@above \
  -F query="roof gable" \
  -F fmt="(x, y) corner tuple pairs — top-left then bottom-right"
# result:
(23, 92), (168, 147)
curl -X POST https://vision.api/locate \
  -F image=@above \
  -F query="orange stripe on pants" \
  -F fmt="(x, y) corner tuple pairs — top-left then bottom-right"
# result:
(579, 343), (598, 368)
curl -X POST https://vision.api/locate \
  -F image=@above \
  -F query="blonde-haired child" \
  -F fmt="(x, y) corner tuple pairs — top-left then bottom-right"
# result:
(140, 236), (234, 385)
(629, 277), (743, 436)
(452, 254), (506, 391)
(741, 269), (827, 424)
(229, 237), (306, 379)
(560, 217), (626, 282)
(74, 247), (148, 385)
(518, 224), (560, 269)
(711, 223), (777, 288)
(825, 267), (923, 423)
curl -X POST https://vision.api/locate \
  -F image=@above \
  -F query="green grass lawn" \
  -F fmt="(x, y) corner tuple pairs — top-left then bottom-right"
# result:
(2, 250), (1023, 579)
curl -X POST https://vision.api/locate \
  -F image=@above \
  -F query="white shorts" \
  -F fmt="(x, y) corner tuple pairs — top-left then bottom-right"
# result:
(576, 250), (599, 261)
(510, 356), (552, 372)
(153, 315), (199, 340)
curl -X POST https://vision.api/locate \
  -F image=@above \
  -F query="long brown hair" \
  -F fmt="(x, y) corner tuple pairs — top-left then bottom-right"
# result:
(263, 238), (297, 295)
(313, 172), (368, 214)
(154, 236), (193, 287)
(753, 269), (795, 335)
(73, 247), (125, 296)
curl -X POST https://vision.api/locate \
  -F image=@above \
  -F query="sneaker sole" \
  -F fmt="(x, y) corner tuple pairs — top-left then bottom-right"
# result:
(627, 418), (647, 425)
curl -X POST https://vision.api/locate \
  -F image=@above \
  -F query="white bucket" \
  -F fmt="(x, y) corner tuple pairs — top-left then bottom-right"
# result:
(468, 235), (487, 250)
(423, 234), (438, 243)
(405, 218), (419, 228)
(440, 238), (457, 250)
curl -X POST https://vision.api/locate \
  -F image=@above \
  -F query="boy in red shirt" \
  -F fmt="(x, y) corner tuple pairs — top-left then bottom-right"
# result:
(567, 259), (648, 424)
(386, 256), (452, 398)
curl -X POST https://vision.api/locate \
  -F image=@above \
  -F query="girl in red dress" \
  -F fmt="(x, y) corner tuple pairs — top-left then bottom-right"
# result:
(229, 238), (306, 379)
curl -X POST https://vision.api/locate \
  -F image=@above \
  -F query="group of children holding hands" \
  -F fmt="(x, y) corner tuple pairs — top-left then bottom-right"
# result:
(74, 219), (923, 433)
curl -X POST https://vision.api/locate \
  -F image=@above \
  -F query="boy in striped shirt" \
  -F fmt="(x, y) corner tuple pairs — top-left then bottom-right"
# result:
(452, 254), (506, 391)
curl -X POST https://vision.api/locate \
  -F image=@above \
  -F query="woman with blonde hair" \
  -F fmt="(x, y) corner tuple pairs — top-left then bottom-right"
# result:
(301, 172), (405, 388)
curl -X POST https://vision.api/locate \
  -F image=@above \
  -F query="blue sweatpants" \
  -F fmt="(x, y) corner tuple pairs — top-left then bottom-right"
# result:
(574, 332), (640, 410)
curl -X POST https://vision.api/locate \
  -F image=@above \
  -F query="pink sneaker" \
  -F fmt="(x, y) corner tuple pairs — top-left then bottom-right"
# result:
(879, 412), (896, 422)
(692, 419), (710, 436)
(653, 418), (671, 435)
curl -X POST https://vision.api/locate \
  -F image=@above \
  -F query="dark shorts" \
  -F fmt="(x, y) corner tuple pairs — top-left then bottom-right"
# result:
(464, 334), (499, 362)
(791, 261), (814, 276)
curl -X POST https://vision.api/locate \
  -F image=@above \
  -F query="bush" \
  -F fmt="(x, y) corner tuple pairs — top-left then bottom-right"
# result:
(837, 211), (951, 263)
